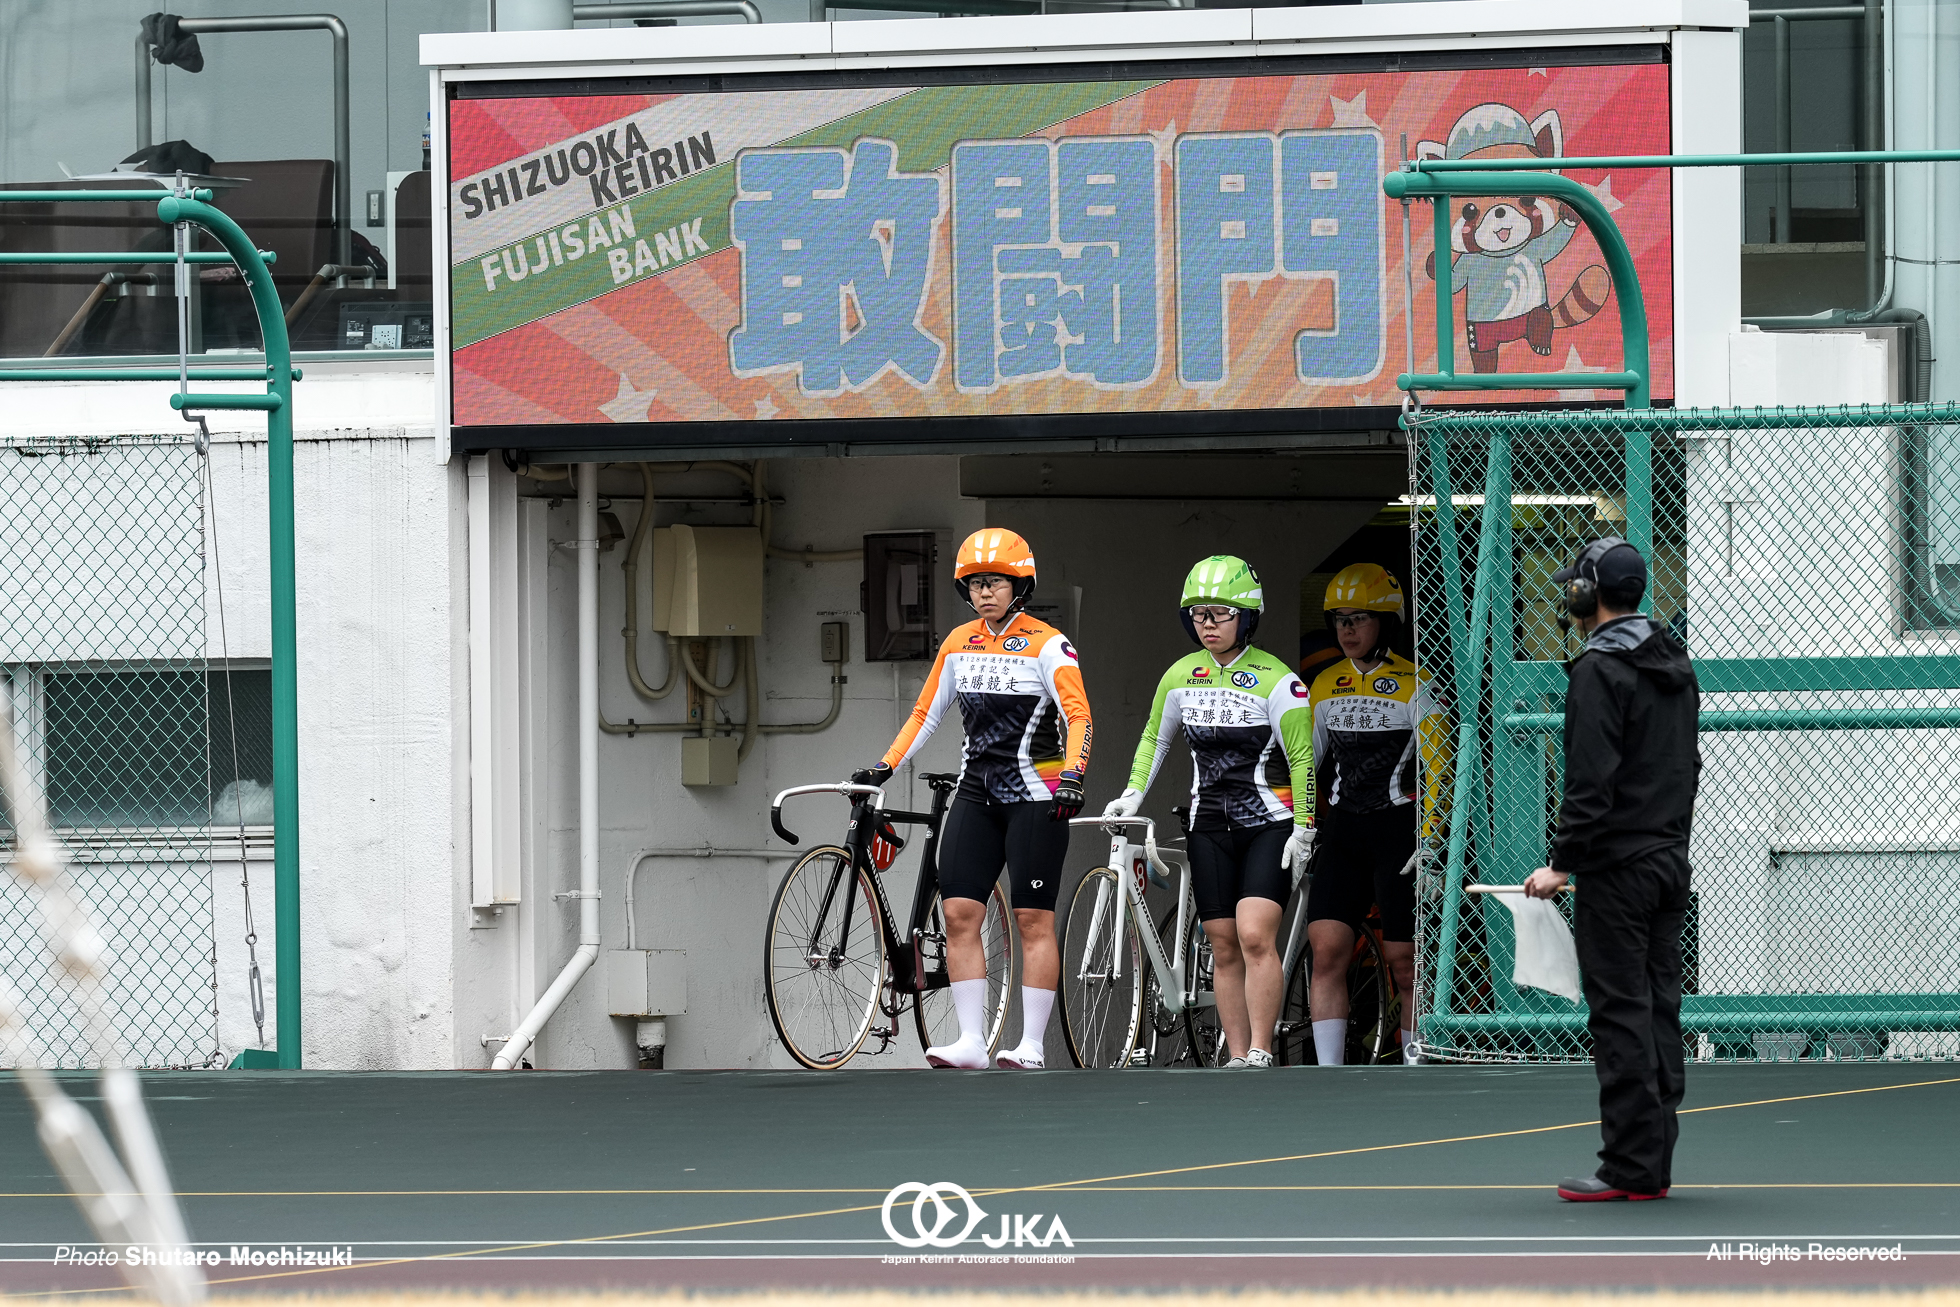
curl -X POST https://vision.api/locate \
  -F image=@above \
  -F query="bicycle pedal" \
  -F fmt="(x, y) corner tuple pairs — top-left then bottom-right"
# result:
(1127, 1048), (1151, 1067)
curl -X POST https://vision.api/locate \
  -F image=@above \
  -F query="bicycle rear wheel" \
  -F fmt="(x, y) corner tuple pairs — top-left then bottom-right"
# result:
(1059, 867), (1144, 1067)
(913, 881), (1014, 1056)
(1276, 924), (1396, 1065)
(764, 845), (887, 1070)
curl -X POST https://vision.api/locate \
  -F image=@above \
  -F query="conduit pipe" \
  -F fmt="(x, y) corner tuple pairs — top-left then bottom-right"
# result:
(494, 462), (602, 1070)
(622, 463), (682, 702)
(624, 846), (793, 951)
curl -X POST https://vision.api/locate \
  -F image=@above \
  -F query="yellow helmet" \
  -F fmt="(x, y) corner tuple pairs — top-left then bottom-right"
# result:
(1324, 563), (1405, 620)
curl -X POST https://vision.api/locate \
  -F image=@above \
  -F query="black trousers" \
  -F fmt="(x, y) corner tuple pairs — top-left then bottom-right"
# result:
(1574, 845), (1691, 1193)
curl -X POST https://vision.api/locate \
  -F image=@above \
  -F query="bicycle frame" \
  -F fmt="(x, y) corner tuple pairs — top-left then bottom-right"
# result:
(770, 777), (956, 1002)
(1068, 817), (1194, 1017)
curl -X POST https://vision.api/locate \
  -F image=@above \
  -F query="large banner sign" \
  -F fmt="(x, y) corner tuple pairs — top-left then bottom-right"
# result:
(448, 62), (1672, 430)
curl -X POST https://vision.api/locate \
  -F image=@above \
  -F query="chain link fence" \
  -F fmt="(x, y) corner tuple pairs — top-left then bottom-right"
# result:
(1, 433), (224, 1069)
(1409, 404), (1960, 1064)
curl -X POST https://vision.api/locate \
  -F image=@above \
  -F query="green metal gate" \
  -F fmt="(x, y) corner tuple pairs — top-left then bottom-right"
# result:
(1410, 403), (1960, 1062)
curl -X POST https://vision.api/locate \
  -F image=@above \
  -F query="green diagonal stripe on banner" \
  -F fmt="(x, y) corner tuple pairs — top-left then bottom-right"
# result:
(450, 79), (1162, 349)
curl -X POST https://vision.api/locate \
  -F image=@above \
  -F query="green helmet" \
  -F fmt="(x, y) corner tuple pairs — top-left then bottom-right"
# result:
(1179, 556), (1264, 646)
(1180, 555), (1265, 612)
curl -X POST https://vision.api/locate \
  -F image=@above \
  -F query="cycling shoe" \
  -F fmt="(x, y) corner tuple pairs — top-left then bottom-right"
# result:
(925, 1033), (991, 1069)
(996, 1041), (1044, 1070)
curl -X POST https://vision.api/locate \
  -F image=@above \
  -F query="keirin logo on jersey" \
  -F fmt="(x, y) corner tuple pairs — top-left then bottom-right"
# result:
(880, 1182), (1074, 1249)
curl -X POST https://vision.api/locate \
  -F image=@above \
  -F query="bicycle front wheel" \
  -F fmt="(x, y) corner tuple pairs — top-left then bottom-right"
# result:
(913, 881), (1014, 1056)
(1179, 907), (1229, 1067)
(764, 845), (887, 1070)
(1059, 867), (1144, 1068)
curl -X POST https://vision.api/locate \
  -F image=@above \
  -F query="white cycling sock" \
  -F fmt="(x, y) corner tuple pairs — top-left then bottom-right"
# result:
(952, 978), (988, 1040)
(1312, 1018), (1348, 1066)
(1018, 986), (1055, 1050)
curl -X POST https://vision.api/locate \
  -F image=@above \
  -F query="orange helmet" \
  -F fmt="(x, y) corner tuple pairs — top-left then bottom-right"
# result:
(955, 528), (1037, 614)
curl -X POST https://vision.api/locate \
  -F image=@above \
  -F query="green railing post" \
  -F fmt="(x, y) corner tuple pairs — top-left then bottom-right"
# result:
(158, 194), (301, 1071)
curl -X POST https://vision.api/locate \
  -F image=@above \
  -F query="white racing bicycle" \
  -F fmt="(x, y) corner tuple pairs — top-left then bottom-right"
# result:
(1057, 815), (1226, 1067)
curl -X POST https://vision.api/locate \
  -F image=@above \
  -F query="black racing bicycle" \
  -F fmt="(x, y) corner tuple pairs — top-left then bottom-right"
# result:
(764, 774), (1013, 1070)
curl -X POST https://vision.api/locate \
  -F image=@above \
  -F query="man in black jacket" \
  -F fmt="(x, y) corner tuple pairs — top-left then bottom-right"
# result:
(1524, 537), (1699, 1202)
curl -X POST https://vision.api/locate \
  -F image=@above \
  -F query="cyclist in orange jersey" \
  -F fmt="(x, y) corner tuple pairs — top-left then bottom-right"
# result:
(853, 528), (1091, 1070)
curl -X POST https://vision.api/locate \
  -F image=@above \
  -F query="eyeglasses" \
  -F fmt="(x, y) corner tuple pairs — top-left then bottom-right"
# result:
(1330, 612), (1377, 631)
(966, 574), (1013, 593)
(1187, 606), (1240, 626)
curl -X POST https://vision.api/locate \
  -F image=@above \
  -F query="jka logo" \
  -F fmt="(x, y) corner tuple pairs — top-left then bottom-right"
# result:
(1373, 676), (1400, 695)
(1231, 671), (1259, 689)
(1002, 636), (1029, 652)
(881, 1181), (1073, 1250)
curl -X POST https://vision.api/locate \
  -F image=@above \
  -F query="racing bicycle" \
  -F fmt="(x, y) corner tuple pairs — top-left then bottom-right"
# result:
(1274, 860), (1402, 1065)
(764, 773), (1013, 1069)
(1057, 816), (1227, 1068)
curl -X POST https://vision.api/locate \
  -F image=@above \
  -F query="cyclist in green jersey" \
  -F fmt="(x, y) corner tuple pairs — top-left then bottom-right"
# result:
(1102, 556), (1316, 1067)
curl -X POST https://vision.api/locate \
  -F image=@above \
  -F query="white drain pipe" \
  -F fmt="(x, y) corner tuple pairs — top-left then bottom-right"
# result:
(494, 462), (602, 1069)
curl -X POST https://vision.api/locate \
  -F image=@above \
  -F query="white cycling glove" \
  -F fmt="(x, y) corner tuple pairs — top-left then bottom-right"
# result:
(1102, 788), (1144, 821)
(1398, 845), (1432, 878)
(1281, 824), (1317, 888)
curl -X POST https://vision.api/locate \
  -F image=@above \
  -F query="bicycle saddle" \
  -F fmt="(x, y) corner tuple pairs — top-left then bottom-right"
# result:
(918, 771), (958, 790)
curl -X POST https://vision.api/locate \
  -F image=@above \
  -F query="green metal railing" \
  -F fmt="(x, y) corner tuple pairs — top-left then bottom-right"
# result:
(1387, 152), (1960, 1064)
(0, 187), (303, 1070)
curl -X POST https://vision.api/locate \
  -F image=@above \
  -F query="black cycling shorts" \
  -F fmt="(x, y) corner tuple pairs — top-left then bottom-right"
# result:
(937, 796), (1067, 912)
(1188, 820), (1293, 922)
(1305, 804), (1418, 942)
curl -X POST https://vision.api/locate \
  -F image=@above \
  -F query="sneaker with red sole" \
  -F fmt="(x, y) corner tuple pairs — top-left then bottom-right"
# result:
(1557, 1176), (1669, 1201)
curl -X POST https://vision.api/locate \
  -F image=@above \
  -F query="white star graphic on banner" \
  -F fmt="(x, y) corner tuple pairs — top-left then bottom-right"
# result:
(599, 373), (656, 423)
(753, 395), (780, 420)
(1528, 66), (1549, 77)
(1586, 175), (1626, 214)
(1555, 346), (1613, 401)
(1329, 91), (1377, 129)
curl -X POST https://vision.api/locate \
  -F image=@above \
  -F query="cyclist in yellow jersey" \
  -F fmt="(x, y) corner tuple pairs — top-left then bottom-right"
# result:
(1104, 556), (1315, 1068)
(854, 529), (1091, 1070)
(1305, 564), (1451, 1065)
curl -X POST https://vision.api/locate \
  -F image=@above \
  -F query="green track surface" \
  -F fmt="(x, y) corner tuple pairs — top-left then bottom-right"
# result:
(3, 1065), (1956, 1293)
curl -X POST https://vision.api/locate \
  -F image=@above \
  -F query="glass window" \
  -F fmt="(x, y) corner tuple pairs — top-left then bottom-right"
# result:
(0, 2), (484, 362)
(1739, 2), (1878, 318)
(39, 666), (271, 829)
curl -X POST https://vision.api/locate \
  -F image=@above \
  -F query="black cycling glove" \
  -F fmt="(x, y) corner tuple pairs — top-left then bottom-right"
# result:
(1049, 771), (1085, 822)
(851, 762), (893, 789)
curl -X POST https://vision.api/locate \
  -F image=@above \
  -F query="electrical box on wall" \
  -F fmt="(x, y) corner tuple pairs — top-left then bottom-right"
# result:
(650, 525), (763, 636)
(606, 949), (687, 1017)
(681, 734), (738, 787)
(861, 531), (937, 661)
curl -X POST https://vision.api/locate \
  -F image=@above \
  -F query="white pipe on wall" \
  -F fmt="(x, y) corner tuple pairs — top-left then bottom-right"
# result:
(493, 462), (602, 1070)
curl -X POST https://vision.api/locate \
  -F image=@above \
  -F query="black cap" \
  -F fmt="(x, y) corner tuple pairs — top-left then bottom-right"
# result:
(1554, 536), (1647, 592)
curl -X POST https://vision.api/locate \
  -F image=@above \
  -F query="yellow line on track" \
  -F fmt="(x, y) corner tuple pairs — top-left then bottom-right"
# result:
(8, 1073), (1958, 1298)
